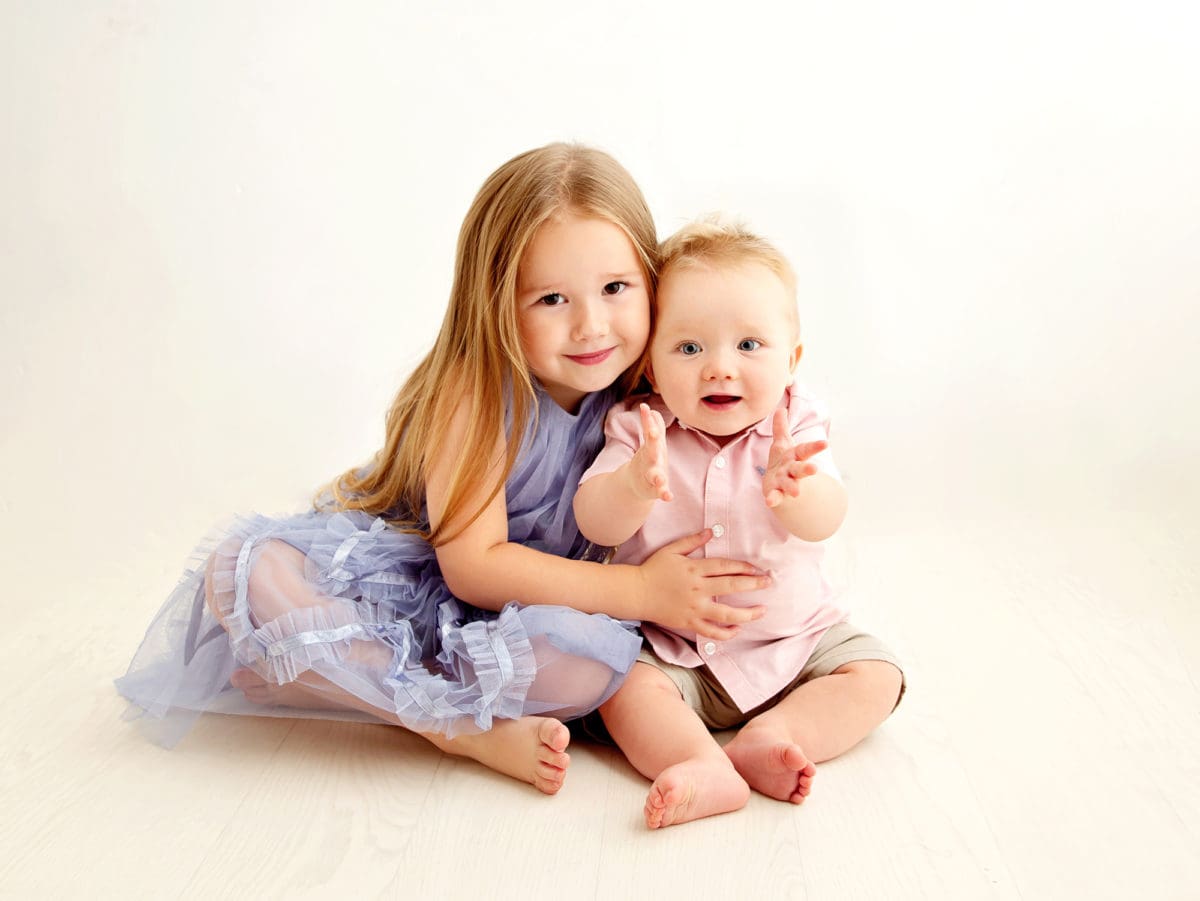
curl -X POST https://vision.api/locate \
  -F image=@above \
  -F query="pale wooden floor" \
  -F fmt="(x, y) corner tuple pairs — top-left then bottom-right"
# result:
(2, 500), (1197, 900)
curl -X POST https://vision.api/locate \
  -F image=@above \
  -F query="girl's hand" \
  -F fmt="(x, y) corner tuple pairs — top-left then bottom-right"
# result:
(627, 403), (672, 503)
(763, 408), (828, 508)
(637, 530), (769, 641)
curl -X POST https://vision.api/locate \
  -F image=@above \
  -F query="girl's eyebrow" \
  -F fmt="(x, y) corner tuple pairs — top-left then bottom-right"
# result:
(521, 271), (641, 296)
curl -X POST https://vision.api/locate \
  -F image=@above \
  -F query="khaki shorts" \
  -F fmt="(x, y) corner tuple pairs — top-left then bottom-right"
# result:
(636, 621), (906, 731)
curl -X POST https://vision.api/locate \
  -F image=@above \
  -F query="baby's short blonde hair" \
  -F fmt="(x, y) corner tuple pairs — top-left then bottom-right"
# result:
(659, 216), (797, 297)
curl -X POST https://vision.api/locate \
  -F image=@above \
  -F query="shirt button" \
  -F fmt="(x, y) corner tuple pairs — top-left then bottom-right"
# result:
(714, 456), (726, 469)
(703, 641), (717, 655)
(710, 523), (725, 538)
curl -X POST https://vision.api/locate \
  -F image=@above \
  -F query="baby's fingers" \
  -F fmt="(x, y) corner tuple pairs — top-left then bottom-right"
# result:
(650, 469), (673, 503)
(772, 407), (789, 443)
(638, 403), (659, 440)
(784, 461), (818, 483)
(791, 439), (828, 462)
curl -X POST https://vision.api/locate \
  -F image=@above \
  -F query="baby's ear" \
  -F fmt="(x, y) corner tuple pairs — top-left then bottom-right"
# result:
(789, 343), (804, 372)
(645, 361), (658, 392)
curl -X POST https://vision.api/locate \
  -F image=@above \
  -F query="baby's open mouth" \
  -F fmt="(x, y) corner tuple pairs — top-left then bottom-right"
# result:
(701, 395), (742, 409)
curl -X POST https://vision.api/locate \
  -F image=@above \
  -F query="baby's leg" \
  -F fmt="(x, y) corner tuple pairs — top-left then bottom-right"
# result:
(600, 663), (748, 829)
(206, 540), (571, 794)
(724, 661), (902, 803)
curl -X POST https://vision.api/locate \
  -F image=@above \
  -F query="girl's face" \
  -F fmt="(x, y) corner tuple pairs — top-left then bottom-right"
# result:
(516, 212), (651, 412)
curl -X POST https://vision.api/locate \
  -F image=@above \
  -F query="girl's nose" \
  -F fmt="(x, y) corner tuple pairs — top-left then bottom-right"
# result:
(572, 301), (609, 341)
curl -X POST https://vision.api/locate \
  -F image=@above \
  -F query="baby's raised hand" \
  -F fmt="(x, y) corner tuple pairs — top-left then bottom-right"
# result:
(628, 403), (673, 503)
(763, 407), (828, 508)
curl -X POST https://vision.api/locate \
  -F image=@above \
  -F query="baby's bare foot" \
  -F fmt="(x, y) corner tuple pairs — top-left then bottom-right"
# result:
(440, 717), (571, 796)
(643, 756), (749, 829)
(724, 729), (816, 804)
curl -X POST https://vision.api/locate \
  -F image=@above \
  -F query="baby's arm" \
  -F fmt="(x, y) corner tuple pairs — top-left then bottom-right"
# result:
(763, 407), (848, 542)
(428, 397), (768, 638)
(573, 403), (671, 547)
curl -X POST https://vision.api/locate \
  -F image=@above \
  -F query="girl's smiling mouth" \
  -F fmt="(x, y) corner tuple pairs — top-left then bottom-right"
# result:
(566, 347), (616, 365)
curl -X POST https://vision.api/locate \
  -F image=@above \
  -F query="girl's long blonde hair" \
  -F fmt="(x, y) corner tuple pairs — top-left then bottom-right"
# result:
(323, 143), (658, 546)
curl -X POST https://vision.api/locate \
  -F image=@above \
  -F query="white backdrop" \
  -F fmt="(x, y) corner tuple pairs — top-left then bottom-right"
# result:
(2, 2), (1197, 606)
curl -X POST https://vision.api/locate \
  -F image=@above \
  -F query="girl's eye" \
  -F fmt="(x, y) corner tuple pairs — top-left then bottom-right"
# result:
(602, 281), (627, 296)
(678, 342), (702, 356)
(738, 339), (762, 352)
(539, 293), (566, 306)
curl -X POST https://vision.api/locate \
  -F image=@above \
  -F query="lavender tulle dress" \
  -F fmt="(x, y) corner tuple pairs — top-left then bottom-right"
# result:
(116, 383), (641, 747)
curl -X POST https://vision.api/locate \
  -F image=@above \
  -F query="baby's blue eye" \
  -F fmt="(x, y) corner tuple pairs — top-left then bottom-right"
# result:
(602, 281), (627, 296)
(539, 293), (566, 306)
(738, 339), (762, 352)
(678, 342), (702, 356)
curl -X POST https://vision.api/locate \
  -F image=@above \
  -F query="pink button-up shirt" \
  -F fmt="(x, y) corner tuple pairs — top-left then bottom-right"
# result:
(580, 380), (849, 713)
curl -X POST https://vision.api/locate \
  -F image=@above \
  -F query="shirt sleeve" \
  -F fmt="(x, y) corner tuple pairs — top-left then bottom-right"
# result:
(788, 384), (841, 482)
(579, 399), (643, 485)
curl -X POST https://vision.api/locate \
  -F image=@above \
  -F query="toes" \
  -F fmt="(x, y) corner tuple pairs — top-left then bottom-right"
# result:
(536, 761), (566, 783)
(534, 761), (566, 794)
(537, 748), (570, 770)
(645, 788), (667, 829)
(655, 783), (687, 828)
(777, 743), (811, 773)
(538, 719), (570, 753)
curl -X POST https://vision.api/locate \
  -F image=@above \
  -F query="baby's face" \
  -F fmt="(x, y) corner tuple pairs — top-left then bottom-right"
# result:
(649, 261), (802, 437)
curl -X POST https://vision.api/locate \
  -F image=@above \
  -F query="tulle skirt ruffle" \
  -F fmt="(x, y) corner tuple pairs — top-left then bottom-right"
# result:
(116, 510), (640, 747)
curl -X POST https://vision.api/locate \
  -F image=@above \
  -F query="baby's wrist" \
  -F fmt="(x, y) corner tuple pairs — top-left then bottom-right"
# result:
(622, 461), (658, 503)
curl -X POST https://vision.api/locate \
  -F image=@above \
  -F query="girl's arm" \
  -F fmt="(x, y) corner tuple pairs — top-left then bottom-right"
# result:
(428, 398), (769, 640)
(573, 403), (671, 547)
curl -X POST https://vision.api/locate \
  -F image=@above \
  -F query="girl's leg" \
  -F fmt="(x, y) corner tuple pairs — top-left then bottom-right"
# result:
(227, 668), (573, 794)
(723, 661), (902, 802)
(600, 663), (749, 829)
(206, 539), (572, 794)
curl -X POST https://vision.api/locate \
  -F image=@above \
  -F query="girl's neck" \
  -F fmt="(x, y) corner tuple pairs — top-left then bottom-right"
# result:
(534, 378), (588, 415)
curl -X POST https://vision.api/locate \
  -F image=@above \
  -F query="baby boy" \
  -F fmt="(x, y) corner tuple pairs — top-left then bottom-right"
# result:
(573, 219), (905, 829)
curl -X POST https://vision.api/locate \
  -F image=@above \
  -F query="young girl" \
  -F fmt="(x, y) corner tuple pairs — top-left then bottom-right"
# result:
(116, 144), (770, 795)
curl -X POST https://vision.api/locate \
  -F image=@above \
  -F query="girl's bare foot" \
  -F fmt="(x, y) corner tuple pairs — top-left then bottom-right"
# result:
(432, 717), (572, 796)
(643, 755), (749, 829)
(724, 728), (816, 804)
(231, 667), (571, 795)
(230, 668), (334, 710)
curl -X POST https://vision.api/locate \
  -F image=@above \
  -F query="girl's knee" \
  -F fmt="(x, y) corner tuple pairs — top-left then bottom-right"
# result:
(209, 536), (308, 629)
(204, 535), (248, 626)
